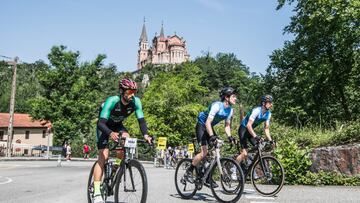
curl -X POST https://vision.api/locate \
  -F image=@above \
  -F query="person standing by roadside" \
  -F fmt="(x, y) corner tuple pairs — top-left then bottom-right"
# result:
(66, 142), (72, 161)
(83, 143), (90, 159)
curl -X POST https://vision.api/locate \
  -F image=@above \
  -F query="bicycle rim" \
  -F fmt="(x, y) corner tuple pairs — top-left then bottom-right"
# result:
(174, 158), (197, 199)
(210, 158), (245, 203)
(87, 161), (107, 203)
(251, 156), (285, 196)
(114, 160), (148, 203)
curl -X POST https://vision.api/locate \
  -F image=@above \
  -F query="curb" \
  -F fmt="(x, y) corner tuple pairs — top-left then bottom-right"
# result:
(0, 157), (154, 164)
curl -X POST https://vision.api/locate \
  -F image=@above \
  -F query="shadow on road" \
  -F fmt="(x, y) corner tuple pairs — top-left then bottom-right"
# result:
(170, 193), (217, 202)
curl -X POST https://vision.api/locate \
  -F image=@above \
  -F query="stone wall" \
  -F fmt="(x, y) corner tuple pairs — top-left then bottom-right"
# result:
(310, 144), (360, 176)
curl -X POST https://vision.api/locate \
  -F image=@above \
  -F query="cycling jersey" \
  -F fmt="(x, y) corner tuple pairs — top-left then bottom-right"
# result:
(198, 101), (233, 126)
(96, 95), (148, 149)
(240, 106), (271, 128)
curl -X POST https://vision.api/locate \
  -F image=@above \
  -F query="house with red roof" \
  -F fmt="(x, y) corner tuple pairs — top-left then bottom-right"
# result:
(0, 113), (53, 156)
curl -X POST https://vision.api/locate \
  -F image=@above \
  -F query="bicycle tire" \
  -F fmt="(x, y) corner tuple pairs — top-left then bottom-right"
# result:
(114, 159), (148, 203)
(87, 161), (107, 203)
(251, 155), (284, 196)
(210, 158), (245, 203)
(174, 158), (197, 199)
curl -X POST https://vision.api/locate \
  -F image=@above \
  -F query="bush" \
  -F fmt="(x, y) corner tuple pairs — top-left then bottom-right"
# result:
(330, 120), (360, 146)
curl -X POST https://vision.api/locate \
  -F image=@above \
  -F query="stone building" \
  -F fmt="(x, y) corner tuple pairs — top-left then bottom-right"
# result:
(137, 22), (190, 69)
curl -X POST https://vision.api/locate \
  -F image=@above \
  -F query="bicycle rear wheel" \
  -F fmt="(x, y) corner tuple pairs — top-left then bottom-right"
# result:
(210, 158), (245, 203)
(114, 159), (148, 203)
(251, 155), (284, 196)
(174, 158), (197, 199)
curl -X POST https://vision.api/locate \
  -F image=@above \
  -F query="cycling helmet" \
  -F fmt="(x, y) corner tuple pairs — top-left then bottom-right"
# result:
(119, 78), (138, 92)
(261, 94), (273, 103)
(220, 87), (236, 100)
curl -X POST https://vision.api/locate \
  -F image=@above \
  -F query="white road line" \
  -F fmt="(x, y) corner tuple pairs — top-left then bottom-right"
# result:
(245, 194), (275, 200)
(250, 202), (278, 203)
(0, 176), (13, 185)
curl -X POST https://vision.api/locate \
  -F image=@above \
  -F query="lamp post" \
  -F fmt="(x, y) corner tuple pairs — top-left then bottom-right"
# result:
(6, 57), (19, 158)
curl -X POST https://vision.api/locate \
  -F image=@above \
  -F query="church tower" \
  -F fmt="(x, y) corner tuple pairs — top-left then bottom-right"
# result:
(137, 19), (149, 70)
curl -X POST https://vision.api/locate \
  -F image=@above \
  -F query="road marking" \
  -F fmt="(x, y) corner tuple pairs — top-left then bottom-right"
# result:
(0, 176), (13, 185)
(250, 202), (278, 203)
(245, 194), (275, 200)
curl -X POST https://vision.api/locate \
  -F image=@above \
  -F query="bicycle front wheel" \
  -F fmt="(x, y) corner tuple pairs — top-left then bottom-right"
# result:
(251, 155), (284, 196)
(114, 159), (148, 203)
(210, 158), (245, 203)
(174, 158), (197, 199)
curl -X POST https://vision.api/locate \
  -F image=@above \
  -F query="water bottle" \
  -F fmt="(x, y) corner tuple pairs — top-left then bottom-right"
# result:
(204, 159), (210, 171)
(247, 153), (254, 166)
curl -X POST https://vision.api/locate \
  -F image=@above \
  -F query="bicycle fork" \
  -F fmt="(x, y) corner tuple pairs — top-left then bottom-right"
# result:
(123, 164), (137, 192)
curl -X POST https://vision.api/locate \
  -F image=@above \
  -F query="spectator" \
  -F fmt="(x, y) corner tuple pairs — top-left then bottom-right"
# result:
(83, 143), (90, 159)
(66, 142), (72, 161)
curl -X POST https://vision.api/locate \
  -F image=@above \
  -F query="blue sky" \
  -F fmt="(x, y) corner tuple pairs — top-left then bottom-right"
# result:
(0, 0), (294, 74)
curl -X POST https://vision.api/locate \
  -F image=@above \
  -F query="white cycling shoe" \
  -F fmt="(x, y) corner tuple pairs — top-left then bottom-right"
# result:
(93, 195), (105, 203)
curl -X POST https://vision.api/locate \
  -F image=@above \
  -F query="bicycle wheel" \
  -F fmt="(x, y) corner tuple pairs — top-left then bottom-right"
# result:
(174, 158), (197, 199)
(210, 158), (245, 203)
(251, 155), (284, 196)
(114, 159), (148, 203)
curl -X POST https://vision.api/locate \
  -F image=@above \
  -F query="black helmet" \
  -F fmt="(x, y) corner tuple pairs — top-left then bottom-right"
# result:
(261, 95), (273, 103)
(220, 87), (236, 100)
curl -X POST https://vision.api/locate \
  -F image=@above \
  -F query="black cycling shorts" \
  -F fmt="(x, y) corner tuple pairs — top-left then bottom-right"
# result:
(238, 125), (256, 149)
(195, 122), (214, 146)
(96, 123), (127, 150)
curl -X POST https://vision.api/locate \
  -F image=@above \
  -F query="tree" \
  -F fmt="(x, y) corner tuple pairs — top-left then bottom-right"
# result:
(268, 0), (360, 126)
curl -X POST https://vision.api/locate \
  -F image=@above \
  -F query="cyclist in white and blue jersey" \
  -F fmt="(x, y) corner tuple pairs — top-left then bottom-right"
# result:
(235, 95), (274, 164)
(185, 87), (237, 187)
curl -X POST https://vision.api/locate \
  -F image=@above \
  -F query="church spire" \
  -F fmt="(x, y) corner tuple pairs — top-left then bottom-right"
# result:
(160, 21), (165, 38)
(140, 17), (148, 42)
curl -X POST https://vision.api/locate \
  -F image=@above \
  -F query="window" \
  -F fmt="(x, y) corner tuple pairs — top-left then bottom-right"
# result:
(0, 131), (3, 140)
(42, 130), (46, 138)
(24, 149), (28, 155)
(25, 131), (30, 139)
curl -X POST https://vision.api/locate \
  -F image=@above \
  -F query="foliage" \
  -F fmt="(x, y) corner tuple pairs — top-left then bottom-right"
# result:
(28, 45), (120, 145)
(274, 140), (312, 184)
(269, 0), (360, 126)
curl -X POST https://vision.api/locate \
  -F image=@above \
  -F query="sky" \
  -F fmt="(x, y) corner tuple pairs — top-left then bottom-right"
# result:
(0, 0), (294, 74)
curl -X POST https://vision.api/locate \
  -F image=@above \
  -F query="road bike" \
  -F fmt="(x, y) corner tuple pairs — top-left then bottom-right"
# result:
(87, 136), (153, 203)
(175, 138), (245, 203)
(230, 138), (285, 196)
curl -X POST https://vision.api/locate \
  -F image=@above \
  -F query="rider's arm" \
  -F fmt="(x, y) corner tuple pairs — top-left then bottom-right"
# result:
(264, 113), (272, 141)
(97, 96), (119, 136)
(205, 103), (221, 136)
(246, 107), (261, 138)
(134, 97), (149, 138)
(224, 109), (233, 137)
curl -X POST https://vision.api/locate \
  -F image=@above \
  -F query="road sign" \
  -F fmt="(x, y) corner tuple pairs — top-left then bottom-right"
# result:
(157, 137), (167, 150)
(188, 143), (194, 153)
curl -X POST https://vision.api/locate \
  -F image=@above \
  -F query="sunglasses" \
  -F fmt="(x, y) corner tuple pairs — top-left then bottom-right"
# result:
(125, 89), (137, 95)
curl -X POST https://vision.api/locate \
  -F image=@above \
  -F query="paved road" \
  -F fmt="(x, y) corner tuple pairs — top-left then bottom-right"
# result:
(0, 160), (359, 203)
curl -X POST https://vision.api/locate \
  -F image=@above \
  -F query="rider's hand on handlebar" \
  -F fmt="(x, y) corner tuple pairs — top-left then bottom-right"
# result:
(209, 135), (218, 146)
(144, 134), (153, 144)
(227, 136), (236, 144)
(110, 132), (120, 142)
(254, 136), (261, 145)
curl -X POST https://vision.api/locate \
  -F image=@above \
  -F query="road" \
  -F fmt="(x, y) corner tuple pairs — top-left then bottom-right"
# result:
(0, 160), (359, 203)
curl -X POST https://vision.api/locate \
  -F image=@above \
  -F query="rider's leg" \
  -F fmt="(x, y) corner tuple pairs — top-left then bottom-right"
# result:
(191, 145), (208, 167)
(93, 148), (109, 196)
(236, 125), (250, 164)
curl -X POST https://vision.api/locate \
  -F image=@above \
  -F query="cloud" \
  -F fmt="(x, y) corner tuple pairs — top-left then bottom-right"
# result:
(196, 0), (225, 12)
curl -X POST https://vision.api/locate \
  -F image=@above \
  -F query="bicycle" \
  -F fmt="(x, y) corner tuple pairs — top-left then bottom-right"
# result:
(175, 138), (245, 203)
(230, 138), (285, 197)
(87, 136), (153, 203)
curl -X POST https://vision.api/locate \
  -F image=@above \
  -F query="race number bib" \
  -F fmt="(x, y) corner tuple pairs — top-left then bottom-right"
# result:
(124, 138), (137, 149)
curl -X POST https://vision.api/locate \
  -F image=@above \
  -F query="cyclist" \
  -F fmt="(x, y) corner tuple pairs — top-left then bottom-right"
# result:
(93, 78), (152, 203)
(185, 87), (237, 188)
(235, 94), (274, 165)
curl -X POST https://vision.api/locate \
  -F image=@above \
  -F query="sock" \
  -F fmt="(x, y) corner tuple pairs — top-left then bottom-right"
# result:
(94, 181), (101, 196)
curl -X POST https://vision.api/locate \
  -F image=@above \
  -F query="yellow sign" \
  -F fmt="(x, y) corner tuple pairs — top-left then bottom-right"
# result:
(188, 143), (194, 153)
(157, 137), (167, 150)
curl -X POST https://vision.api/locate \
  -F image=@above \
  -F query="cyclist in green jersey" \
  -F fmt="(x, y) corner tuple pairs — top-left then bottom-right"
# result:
(92, 78), (152, 203)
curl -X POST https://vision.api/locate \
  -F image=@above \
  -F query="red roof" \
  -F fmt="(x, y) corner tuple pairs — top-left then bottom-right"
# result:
(0, 113), (51, 128)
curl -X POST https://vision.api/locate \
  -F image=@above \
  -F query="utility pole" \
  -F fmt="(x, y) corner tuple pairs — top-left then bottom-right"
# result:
(6, 57), (19, 157)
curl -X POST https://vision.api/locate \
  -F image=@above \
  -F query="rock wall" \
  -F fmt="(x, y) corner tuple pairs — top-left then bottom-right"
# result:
(310, 144), (360, 176)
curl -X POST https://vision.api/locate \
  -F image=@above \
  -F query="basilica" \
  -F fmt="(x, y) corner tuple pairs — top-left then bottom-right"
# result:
(137, 22), (190, 69)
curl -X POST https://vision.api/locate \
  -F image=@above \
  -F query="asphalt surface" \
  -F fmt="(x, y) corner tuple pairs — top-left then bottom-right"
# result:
(0, 160), (359, 203)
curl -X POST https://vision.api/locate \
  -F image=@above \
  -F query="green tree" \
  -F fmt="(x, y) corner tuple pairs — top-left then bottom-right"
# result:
(268, 0), (360, 126)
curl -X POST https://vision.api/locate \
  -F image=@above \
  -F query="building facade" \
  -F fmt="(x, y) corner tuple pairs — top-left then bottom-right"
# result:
(137, 22), (190, 69)
(0, 113), (53, 156)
